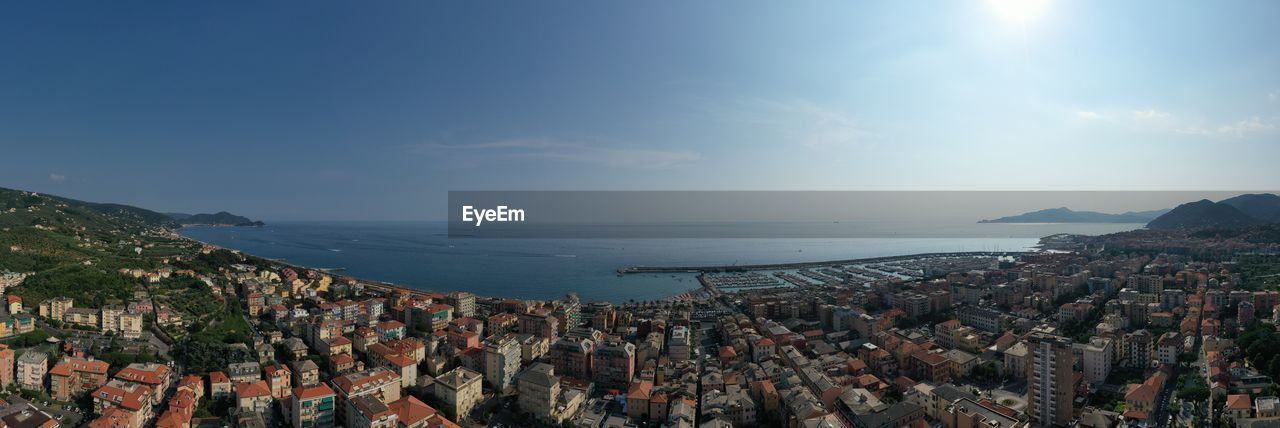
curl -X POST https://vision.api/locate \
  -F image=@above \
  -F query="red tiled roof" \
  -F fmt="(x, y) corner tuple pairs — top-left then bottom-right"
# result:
(93, 383), (153, 411)
(377, 320), (406, 330)
(331, 353), (356, 366)
(235, 380), (271, 398)
(293, 384), (335, 400)
(389, 396), (437, 426)
(385, 354), (416, 369)
(1125, 383), (1158, 404)
(1227, 394), (1251, 410)
(178, 375), (203, 392)
(332, 369), (399, 394)
(89, 407), (138, 428)
(264, 364), (291, 376)
(426, 413), (462, 428)
(628, 380), (653, 400)
(114, 364), (170, 386)
(50, 357), (109, 377)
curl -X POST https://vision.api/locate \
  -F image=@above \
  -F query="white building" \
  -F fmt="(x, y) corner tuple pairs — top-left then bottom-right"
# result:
(668, 326), (691, 362)
(1081, 337), (1113, 385)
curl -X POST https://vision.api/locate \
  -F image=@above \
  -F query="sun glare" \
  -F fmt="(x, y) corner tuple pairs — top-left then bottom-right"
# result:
(988, 0), (1050, 25)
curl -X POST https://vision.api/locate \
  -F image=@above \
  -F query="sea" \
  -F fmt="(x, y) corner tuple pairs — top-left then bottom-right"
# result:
(178, 221), (1141, 303)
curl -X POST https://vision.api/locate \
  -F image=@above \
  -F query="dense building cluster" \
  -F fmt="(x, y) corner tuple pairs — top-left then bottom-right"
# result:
(2, 235), (1280, 428)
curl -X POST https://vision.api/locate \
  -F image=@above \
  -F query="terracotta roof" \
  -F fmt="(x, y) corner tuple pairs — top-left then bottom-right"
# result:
(719, 346), (737, 358)
(377, 320), (406, 330)
(93, 382), (153, 411)
(452, 317), (483, 326)
(293, 384), (336, 401)
(209, 371), (230, 384)
(89, 407), (138, 428)
(50, 357), (109, 377)
(425, 413), (461, 428)
(383, 338), (426, 354)
(177, 375), (203, 394)
(389, 396), (438, 426)
(235, 380), (271, 399)
(331, 353), (356, 366)
(1125, 383), (1158, 404)
(752, 379), (776, 394)
(993, 331), (1018, 349)
(628, 380), (653, 400)
(264, 364), (291, 376)
(385, 354), (416, 369)
(114, 363), (170, 386)
(155, 409), (188, 428)
(1227, 394), (1252, 410)
(332, 369), (400, 394)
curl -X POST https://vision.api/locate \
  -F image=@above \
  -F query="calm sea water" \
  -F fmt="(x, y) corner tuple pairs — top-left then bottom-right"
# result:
(178, 221), (1139, 302)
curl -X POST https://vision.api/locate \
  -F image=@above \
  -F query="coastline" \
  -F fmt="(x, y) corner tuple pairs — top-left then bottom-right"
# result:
(171, 221), (1133, 303)
(173, 225), (1045, 303)
(171, 229), (442, 299)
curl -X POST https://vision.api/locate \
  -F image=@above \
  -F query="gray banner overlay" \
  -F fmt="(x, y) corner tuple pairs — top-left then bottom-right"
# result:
(446, 191), (1265, 238)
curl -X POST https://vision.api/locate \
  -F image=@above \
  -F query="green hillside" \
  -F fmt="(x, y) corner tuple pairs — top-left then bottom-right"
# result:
(0, 187), (198, 305)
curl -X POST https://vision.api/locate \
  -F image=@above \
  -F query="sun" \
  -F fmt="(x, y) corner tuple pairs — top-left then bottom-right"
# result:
(987, 0), (1050, 25)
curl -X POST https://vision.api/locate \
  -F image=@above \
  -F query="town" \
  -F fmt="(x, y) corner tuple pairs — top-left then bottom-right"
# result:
(4, 191), (1280, 428)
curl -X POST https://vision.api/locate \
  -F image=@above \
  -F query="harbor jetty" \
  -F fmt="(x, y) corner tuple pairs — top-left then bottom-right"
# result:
(617, 251), (1023, 274)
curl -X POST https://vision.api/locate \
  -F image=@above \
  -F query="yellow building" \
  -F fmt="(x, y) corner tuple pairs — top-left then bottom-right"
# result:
(38, 297), (74, 321)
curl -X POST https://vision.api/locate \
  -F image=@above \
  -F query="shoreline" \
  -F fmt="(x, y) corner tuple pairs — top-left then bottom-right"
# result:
(171, 227), (1048, 303)
(171, 230), (441, 300)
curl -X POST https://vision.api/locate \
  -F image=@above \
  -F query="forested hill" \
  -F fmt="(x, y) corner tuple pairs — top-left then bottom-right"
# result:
(0, 186), (196, 303)
(166, 211), (264, 226)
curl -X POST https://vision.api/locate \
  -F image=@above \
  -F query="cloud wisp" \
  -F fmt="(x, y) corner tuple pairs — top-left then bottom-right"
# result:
(408, 138), (700, 169)
(48, 173), (66, 182)
(706, 98), (871, 151)
(1073, 108), (1277, 139)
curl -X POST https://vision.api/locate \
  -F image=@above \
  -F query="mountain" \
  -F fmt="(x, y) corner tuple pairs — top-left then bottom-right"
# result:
(1146, 199), (1265, 230)
(1120, 209), (1171, 219)
(1220, 193), (1280, 223)
(979, 207), (1160, 223)
(166, 211), (264, 227)
(2, 187), (179, 231)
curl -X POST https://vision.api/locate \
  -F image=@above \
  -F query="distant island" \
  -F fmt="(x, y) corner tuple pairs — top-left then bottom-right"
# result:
(166, 211), (265, 227)
(979, 207), (1168, 224)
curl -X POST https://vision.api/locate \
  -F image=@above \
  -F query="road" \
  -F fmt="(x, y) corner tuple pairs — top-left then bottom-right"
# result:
(1155, 321), (1205, 428)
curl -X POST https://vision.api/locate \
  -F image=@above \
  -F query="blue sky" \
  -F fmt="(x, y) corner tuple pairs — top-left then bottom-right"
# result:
(1, 1), (1278, 220)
